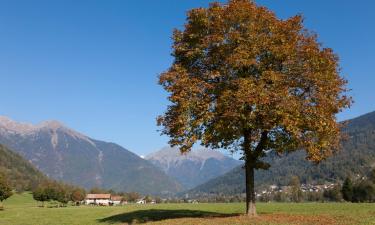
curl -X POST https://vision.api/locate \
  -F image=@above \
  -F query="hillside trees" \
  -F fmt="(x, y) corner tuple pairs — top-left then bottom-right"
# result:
(158, 0), (351, 216)
(0, 175), (12, 208)
(0, 144), (46, 192)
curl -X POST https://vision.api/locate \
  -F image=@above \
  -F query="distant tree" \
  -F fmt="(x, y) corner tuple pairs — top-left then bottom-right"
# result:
(0, 175), (12, 208)
(121, 193), (129, 202)
(33, 186), (49, 207)
(33, 181), (73, 207)
(158, 0), (351, 216)
(144, 195), (153, 203)
(323, 185), (342, 202)
(368, 168), (375, 184)
(126, 192), (141, 202)
(155, 197), (162, 204)
(352, 181), (375, 203)
(107, 189), (117, 195)
(71, 188), (86, 205)
(55, 185), (70, 206)
(89, 187), (108, 194)
(306, 191), (323, 202)
(342, 177), (353, 202)
(273, 192), (287, 202)
(289, 176), (303, 202)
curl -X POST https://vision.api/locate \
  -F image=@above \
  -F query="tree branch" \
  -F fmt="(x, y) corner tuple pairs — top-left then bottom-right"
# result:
(253, 130), (268, 159)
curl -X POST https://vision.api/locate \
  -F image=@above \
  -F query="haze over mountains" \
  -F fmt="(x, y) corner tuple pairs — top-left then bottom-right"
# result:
(187, 111), (375, 196)
(146, 147), (240, 189)
(0, 116), (181, 195)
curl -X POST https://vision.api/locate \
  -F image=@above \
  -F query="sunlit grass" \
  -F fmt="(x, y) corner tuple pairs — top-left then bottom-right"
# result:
(0, 192), (374, 225)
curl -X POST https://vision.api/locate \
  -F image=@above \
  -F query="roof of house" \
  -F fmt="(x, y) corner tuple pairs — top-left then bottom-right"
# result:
(110, 195), (122, 201)
(86, 194), (111, 199)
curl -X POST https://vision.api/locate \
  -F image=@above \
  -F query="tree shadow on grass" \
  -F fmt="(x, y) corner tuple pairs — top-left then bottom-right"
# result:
(98, 209), (239, 224)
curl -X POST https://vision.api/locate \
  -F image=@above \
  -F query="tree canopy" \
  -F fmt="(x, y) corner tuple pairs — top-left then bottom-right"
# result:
(0, 175), (12, 204)
(158, 0), (351, 216)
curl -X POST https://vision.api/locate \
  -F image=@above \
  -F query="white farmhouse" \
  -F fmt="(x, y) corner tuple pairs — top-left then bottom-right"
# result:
(85, 194), (111, 206)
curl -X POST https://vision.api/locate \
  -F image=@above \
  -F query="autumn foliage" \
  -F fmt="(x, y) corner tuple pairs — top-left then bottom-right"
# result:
(158, 0), (351, 216)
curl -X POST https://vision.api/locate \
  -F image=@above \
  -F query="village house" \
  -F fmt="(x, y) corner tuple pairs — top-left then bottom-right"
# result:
(85, 194), (124, 206)
(85, 194), (112, 206)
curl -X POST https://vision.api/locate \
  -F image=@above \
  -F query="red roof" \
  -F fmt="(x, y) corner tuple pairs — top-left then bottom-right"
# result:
(86, 194), (111, 199)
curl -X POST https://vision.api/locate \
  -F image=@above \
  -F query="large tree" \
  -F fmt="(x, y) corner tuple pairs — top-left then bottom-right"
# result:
(158, 0), (351, 216)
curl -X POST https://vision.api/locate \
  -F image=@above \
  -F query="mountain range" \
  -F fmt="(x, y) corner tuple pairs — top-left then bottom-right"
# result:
(146, 147), (240, 189)
(0, 116), (181, 195)
(2, 110), (375, 197)
(187, 111), (375, 196)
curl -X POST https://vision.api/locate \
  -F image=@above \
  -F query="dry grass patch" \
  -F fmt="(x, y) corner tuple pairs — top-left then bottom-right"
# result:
(146, 213), (354, 225)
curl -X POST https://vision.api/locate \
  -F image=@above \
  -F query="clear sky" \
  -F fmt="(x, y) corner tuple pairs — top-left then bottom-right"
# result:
(0, 0), (374, 157)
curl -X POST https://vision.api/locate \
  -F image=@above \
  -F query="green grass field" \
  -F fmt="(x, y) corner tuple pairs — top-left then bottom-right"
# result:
(0, 193), (374, 225)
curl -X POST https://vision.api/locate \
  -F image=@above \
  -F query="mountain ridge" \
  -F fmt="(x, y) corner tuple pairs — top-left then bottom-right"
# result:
(146, 147), (241, 189)
(0, 116), (182, 195)
(186, 111), (375, 196)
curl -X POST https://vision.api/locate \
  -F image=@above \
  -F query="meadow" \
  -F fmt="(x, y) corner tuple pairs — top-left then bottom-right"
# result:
(0, 193), (374, 225)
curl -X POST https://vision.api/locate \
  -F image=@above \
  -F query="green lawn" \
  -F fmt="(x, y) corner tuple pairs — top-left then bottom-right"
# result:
(0, 192), (374, 225)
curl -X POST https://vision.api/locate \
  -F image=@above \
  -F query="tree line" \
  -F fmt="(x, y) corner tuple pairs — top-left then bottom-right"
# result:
(32, 181), (86, 207)
(186, 169), (375, 204)
(32, 184), (162, 206)
(341, 170), (375, 203)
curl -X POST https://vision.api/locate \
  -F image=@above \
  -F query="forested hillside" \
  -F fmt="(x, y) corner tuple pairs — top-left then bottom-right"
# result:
(0, 144), (46, 191)
(187, 111), (375, 195)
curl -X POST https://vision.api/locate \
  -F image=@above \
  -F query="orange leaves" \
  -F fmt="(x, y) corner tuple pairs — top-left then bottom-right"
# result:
(158, 0), (351, 164)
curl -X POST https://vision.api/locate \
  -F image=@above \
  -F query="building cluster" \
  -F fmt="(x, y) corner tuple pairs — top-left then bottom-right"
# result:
(256, 183), (336, 197)
(84, 194), (156, 206)
(300, 183), (336, 193)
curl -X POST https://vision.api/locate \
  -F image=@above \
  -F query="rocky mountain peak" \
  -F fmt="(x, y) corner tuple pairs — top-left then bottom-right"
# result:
(146, 146), (241, 189)
(0, 116), (36, 134)
(38, 120), (65, 130)
(146, 146), (228, 162)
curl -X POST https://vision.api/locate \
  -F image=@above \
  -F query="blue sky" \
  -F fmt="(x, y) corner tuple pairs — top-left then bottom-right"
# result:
(0, 0), (374, 156)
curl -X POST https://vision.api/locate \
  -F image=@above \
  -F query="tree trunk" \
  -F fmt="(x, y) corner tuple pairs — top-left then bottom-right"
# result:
(245, 160), (257, 217)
